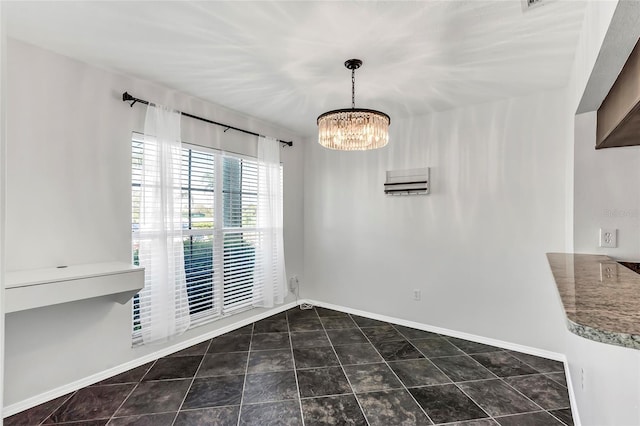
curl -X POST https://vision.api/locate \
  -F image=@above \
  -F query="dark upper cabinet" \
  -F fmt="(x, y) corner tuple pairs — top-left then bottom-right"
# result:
(597, 38), (640, 149)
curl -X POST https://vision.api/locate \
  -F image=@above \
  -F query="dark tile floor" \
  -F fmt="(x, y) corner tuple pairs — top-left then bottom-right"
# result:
(5, 306), (574, 426)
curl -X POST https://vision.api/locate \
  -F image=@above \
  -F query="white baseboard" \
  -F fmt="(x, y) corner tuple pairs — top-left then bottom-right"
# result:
(2, 301), (297, 418)
(305, 299), (565, 360)
(563, 362), (582, 426)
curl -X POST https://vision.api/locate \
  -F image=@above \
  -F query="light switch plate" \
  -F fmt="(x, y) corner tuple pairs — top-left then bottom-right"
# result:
(599, 228), (617, 248)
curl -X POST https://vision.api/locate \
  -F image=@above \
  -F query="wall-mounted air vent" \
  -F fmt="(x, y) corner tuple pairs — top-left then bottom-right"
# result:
(521, 0), (552, 12)
(384, 167), (429, 196)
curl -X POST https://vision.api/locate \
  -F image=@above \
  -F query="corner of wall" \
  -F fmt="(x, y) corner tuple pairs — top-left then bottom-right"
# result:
(0, 2), (6, 420)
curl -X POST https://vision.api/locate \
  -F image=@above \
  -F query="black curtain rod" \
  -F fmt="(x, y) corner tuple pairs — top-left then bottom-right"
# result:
(121, 92), (293, 147)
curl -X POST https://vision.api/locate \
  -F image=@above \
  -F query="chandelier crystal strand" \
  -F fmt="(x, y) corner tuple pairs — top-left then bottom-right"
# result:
(317, 59), (390, 151)
(318, 110), (389, 150)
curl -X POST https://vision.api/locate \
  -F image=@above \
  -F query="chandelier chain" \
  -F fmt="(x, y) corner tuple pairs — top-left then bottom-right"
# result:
(352, 68), (355, 109)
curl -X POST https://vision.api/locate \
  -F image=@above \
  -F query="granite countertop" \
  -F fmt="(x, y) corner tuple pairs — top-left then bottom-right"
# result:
(547, 253), (640, 350)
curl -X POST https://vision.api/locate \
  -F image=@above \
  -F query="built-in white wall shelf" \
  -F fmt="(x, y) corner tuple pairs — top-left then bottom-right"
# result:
(384, 167), (430, 195)
(5, 262), (144, 313)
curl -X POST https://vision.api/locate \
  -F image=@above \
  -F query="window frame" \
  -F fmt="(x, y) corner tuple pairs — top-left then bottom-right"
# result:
(131, 134), (281, 340)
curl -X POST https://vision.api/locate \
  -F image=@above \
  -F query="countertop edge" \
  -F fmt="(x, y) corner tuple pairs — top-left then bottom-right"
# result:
(565, 317), (640, 350)
(547, 252), (640, 351)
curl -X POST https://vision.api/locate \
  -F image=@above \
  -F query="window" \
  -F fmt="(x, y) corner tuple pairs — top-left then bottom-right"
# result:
(132, 134), (279, 337)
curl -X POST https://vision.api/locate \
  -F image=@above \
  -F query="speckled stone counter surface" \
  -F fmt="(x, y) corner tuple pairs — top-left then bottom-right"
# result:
(547, 252), (640, 350)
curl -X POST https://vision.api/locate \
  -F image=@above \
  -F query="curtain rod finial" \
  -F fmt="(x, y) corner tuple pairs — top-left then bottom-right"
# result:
(122, 92), (137, 107)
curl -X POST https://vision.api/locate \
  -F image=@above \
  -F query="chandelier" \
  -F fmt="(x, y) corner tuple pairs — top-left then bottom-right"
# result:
(317, 59), (390, 151)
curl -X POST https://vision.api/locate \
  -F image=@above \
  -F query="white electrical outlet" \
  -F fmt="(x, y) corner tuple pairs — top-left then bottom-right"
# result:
(599, 228), (617, 248)
(581, 367), (586, 390)
(413, 289), (421, 301)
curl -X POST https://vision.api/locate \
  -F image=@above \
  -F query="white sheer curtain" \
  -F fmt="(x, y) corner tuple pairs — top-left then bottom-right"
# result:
(252, 136), (287, 307)
(138, 104), (190, 344)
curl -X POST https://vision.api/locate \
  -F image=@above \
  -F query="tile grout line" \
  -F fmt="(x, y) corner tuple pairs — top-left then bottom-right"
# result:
(493, 376), (563, 420)
(173, 392), (339, 406)
(362, 321), (511, 424)
(416, 371), (569, 389)
(426, 338), (560, 424)
(501, 351), (564, 377)
(351, 319), (442, 422)
(476, 349), (566, 419)
(503, 353), (572, 415)
(492, 409), (559, 421)
(298, 390), (364, 401)
(419, 341), (503, 424)
(178, 403), (238, 412)
(317, 313), (372, 426)
(498, 373), (571, 411)
(354, 319), (438, 425)
(506, 351), (566, 375)
(416, 349), (505, 361)
(169, 337), (215, 426)
(448, 383), (500, 425)
(234, 323), (255, 426)
(544, 373), (570, 389)
(438, 369), (513, 425)
(39, 359), (157, 425)
(399, 326), (572, 425)
(36, 390), (79, 426)
(286, 308), (307, 426)
(104, 359), (159, 425)
(104, 382), (143, 424)
(547, 410), (573, 426)
(389, 326), (467, 409)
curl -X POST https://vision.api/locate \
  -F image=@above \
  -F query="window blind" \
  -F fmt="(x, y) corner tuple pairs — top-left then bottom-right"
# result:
(222, 156), (259, 312)
(180, 148), (218, 325)
(132, 135), (280, 338)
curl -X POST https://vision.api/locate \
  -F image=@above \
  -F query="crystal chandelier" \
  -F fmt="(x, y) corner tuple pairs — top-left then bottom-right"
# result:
(317, 59), (390, 151)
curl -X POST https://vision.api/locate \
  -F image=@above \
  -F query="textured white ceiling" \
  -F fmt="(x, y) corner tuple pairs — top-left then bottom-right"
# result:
(6, 1), (587, 137)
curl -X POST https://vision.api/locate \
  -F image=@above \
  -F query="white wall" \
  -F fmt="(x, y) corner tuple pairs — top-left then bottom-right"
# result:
(565, 332), (640, 426)
(574, 111), (640, 259)
(563, 0), (619, 256)
(304, 89), (570, 353)
(3, 39), (305, 408)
